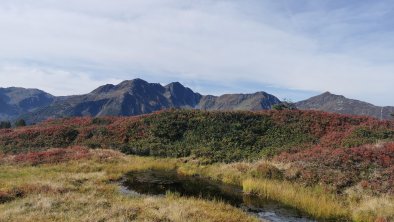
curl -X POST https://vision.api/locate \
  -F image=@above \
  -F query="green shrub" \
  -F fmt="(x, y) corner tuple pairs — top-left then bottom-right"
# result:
(0, 121), (11, 129)
(14, 119), (26, 127)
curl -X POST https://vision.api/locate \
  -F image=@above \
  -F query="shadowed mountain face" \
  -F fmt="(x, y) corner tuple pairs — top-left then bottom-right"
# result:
(296, 92), (394, 120)
(3, 80), (393, 123)
(25, 79), (198, 122)
(22, 79), (280, 123)
(198, 92), (281, 111)
(0, 87), (54, 121)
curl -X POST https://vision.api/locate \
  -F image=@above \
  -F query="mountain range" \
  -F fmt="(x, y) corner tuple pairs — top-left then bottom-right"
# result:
(0, 78), (393, 123)
(296, 92), (394, 120)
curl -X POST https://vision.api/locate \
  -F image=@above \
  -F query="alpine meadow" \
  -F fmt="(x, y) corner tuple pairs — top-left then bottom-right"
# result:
(1, 1), (394, 222)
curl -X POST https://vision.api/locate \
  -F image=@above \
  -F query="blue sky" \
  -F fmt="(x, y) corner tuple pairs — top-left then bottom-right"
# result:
(0, 0), (393, 105)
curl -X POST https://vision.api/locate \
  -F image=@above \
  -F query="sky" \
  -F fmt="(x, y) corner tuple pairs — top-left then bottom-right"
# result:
(0, 0), (393, 105)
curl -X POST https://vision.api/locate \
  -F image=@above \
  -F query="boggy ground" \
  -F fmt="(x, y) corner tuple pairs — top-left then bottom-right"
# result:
(0, 147), (393, 222)
(0, 147), (258, 222)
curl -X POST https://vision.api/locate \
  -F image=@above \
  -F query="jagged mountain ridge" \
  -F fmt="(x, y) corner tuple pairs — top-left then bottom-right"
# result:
(296, 92), (394, 120)
(19, 79), (281, 123)
(198, 92), (280, 111)
(2, 80), (394, 123)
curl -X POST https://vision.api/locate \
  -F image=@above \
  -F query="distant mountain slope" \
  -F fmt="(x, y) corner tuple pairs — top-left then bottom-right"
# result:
(7, 80), (393, 123)
(0, 87), (54, 121)
(24, 79), (280, 123)
(25, 79), (199, 122)
(198, 92), (281, 111)
(296, 92), (394, 120)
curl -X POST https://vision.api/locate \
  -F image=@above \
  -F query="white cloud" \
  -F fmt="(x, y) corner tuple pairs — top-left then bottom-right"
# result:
(0, 65), (121, 96)
(0, 0), (393, 105)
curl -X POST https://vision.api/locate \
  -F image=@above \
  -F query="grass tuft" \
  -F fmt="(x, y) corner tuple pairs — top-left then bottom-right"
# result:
(242, 178), (347, 220)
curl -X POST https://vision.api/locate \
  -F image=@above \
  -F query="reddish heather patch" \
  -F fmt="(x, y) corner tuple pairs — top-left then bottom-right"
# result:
(1, 110), (393, 155)
(276, 143), (394, 168)
(9, 146), (91, 165)
(275, 143), (394, 193)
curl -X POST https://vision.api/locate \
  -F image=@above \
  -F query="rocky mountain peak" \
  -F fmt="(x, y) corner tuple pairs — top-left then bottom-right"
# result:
(116, 79), (149, 89)
(164, 82), (202, 107)
(91, 84), (115, 94)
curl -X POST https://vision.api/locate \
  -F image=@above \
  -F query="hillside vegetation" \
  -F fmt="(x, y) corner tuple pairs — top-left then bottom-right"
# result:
(1, 110), (393, 193)
(1, 109), (393, 160)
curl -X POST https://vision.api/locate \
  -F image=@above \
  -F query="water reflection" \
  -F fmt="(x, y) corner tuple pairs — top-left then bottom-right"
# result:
(122, 170), (316, 222)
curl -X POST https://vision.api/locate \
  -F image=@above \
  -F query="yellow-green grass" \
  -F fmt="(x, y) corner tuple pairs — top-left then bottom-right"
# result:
(0, 192), (258, 222)
(349, 194), (394, 222)
(177, 161), (394, 222)
(1, 150), (393, 222)
(242, 179), (346, 220)
(0, 150), (258, 222)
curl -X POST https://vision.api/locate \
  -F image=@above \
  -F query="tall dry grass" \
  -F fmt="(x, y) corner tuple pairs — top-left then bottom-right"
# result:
(242, 178), (347, 220)
(1, 148), (392, 221)
(0, 149), (258, 222)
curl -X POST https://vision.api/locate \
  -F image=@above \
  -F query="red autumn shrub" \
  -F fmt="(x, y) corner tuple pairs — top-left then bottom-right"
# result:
(11, 146), (91, 165)
(276, 143), (394, 168)
(1, 110), (393, 157)
(275, 143), (394, 193)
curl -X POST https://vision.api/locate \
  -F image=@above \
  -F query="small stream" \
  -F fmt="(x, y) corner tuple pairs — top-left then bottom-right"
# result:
(121, 170), (317, 222)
